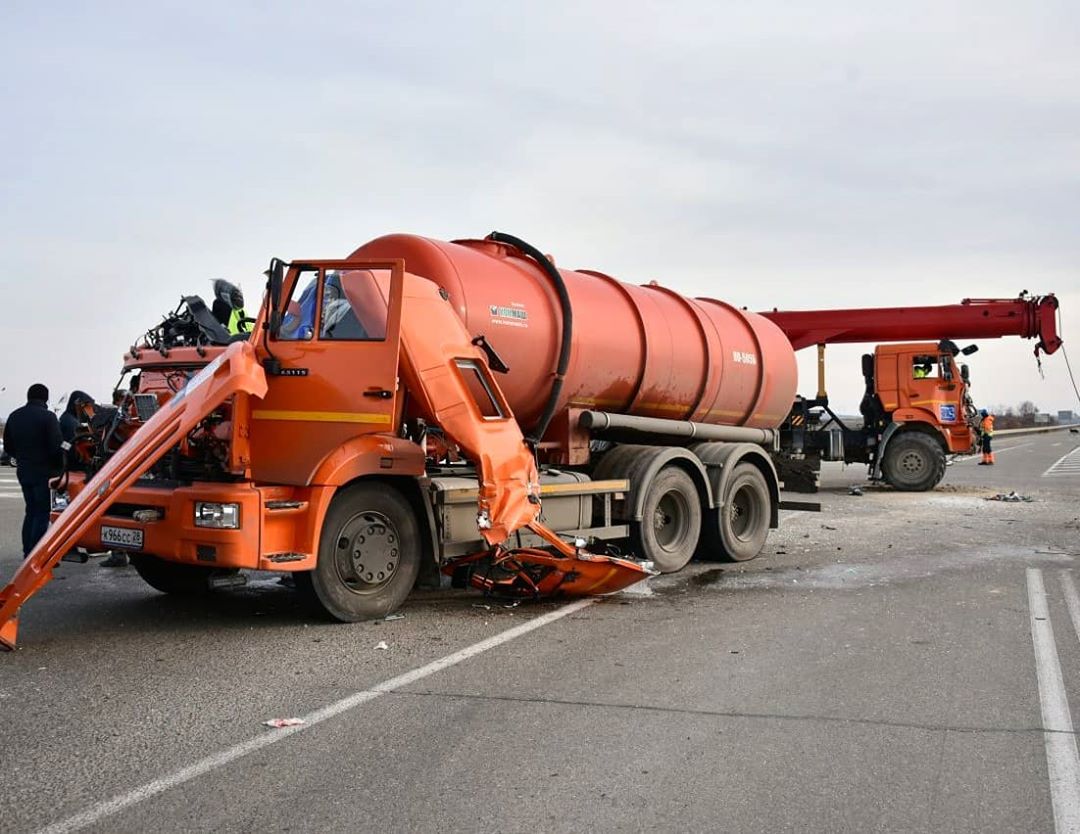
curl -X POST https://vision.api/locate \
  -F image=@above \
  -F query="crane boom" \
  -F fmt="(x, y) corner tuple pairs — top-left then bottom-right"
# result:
(761, 295), (1061, 355)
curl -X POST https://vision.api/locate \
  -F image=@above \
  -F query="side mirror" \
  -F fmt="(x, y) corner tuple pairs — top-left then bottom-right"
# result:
(960, 363), (970, 383)
(266, 258), (286, 337)
(961, 344), (979, 356)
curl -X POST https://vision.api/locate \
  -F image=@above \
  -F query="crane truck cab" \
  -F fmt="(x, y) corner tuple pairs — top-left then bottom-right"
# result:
(862, 341), (977, 491)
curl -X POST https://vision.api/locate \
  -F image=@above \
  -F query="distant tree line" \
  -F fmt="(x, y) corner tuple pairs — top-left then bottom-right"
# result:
(988, 400), (1058, 429)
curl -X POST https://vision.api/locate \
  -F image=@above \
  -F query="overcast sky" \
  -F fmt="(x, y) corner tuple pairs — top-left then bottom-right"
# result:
(1, 1), (1078, 420)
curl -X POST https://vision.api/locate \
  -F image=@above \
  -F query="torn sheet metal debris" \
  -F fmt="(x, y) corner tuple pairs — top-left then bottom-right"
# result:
(986, 491), (1034, 502)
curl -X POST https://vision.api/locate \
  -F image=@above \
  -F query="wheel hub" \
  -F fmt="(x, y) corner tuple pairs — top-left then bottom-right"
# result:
(729, 486), (756, 540)
(899, 451), (926, 474)
(334, 511), (400, 592)
(653, 491), (688, 551)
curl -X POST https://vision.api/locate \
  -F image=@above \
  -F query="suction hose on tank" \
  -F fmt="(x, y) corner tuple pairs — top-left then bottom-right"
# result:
(486, 231), (572, 446)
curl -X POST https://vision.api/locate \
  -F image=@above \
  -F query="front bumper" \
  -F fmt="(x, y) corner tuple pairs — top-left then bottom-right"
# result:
(53, 477), (265, 569)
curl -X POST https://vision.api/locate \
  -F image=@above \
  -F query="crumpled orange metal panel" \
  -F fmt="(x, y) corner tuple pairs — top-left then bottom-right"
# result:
(395, 273), (541, 545)
(395, 273), (652, 596)
(0, 342), (267, 650)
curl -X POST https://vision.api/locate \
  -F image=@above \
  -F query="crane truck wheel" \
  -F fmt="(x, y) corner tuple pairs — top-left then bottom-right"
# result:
(301, 482), (421, 622)
(881, 432), (946, 492)
(701, 462), (771, 562)
(630, 466), (702, 573)
(130, 554), (217, 595)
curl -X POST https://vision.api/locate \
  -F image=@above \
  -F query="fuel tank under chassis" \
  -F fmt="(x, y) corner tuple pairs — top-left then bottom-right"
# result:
(350, 235), (797, 433)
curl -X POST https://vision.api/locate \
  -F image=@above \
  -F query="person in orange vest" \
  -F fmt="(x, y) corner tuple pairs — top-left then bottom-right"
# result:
(977, 408), (995, 465)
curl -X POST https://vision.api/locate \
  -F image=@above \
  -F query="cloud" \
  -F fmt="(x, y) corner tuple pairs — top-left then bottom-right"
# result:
(1, 1), (1078, 417)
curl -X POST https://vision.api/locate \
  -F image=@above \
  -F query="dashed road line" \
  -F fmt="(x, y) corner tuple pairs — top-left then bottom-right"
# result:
(1026, 568), (1080, 834)
(34, 597), (596, 834)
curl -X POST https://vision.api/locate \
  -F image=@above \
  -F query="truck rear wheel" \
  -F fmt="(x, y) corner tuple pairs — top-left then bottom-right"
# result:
(130, 554), (215, 595)
(702, 462), (770, 562)
(881, 432), (945, 491)
(631, 466), (702, 573)
(301, 482), (420, 622)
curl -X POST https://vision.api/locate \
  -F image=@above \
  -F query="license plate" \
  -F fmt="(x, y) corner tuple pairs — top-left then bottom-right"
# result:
(101, 525), (144, 550)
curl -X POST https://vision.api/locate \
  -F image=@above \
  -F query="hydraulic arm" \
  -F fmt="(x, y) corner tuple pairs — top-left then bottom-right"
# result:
(762, 295), (1061, 355)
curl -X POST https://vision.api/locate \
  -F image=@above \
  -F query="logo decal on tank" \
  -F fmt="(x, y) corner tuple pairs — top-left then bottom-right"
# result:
(732, 350), (757, 365)
(489, 303), (529, 328)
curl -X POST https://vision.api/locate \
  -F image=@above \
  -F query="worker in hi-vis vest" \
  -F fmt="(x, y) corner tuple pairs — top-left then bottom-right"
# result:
(977, 409), (995, 465)
(211, 279), (249, 335)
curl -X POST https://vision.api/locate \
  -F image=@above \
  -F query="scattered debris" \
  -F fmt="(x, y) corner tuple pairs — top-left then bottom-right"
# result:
(986, 491), (1034, 503)
(821, 524), (837, 531)
(848, 486), (864, 496)
(263, 717), (304, 728)
(383, 613), (405, 621)
(374, 640), (389, 650)
(471, 603), (492, 611)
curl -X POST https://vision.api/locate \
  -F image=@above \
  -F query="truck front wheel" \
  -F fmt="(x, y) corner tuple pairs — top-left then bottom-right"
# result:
(130, 554), (215, 595)
(300, 482), (421, 622)
(881, 432), (946, 491)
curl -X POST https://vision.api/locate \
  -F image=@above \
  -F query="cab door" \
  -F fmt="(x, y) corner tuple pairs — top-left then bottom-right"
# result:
(249, 259), (405, 484)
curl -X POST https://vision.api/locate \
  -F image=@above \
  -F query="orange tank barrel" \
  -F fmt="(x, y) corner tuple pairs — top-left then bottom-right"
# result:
(349, 235), (797, 433)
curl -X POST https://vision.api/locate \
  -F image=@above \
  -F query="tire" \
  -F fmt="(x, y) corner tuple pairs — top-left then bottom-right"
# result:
(301, 482), (421, 622)
(701, 462), (771, 562)
(630, 466), (702, 573)
(131, 554), (215, 595)
(881, 432), (945, 491)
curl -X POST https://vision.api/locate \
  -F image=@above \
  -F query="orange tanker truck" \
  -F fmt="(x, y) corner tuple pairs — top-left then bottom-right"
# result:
(1, 232), (800, 648)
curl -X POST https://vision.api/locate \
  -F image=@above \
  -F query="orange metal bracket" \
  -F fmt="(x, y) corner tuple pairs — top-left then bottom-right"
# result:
(0, 342), (268, 650)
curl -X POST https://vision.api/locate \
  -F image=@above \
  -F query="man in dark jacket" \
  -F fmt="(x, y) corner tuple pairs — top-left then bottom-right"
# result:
(3, 384), (63, 557)
(59, 389), (93, 468)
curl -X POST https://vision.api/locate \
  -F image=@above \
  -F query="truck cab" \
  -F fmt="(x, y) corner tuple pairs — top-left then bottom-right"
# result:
(864, 342), (976, 457)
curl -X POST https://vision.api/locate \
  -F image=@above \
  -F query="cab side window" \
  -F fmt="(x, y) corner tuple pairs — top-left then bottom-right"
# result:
(911, 356), (937, 378)
(278, 268), (320, 341)
(320, 270), (388, 341)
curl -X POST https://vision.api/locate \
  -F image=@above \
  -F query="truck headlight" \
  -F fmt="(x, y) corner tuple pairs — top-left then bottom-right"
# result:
(194, 502), (240, 529)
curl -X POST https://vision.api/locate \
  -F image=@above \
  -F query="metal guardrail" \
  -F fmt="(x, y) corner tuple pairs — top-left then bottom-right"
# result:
(996, 424), (1080, 437)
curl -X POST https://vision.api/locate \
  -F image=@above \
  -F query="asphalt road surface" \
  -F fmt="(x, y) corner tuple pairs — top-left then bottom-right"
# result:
(1, 429), (1079, 833)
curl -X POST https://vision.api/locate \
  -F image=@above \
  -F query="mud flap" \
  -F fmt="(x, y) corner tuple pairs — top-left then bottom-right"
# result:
(0, 342), (267, 650)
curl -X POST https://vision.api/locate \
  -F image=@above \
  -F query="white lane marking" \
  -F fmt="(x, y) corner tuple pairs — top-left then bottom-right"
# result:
(1061, 572), (1080, 651)
(954, 442), (1033, 464)
(35, 597), (596, 834)
(1044, 447), (1080, 478)
(1026, 568), (1080, 834)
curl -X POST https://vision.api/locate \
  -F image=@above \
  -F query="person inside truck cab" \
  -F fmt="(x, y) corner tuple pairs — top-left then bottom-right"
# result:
(912, 358), (934, 378)
(280, 275), (319, 340)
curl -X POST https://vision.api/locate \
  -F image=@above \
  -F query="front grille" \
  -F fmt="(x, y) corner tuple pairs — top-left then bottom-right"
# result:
(104, 503), (167, 520)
